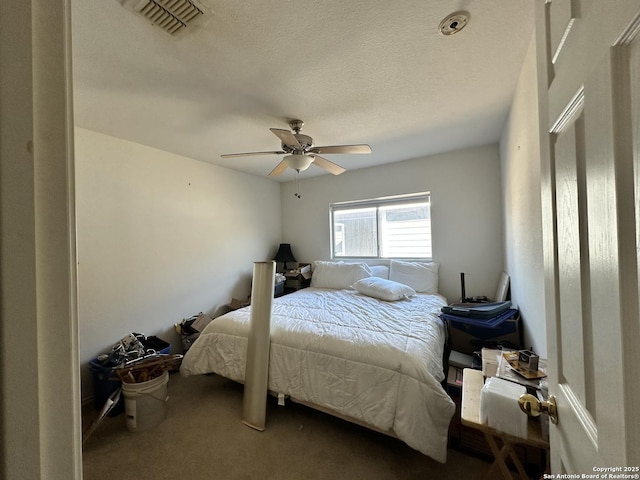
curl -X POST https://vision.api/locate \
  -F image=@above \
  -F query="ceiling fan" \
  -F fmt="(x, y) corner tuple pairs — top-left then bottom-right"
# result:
(221, 120), (372, 177)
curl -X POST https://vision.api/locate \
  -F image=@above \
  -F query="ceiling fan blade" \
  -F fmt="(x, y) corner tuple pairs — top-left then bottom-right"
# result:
(268, 160), (289, 177)
(310, 144), (372, 155)
(270, 128), (301, 147)
(221, 150), (284, 158)
(312, 155), (346, 175)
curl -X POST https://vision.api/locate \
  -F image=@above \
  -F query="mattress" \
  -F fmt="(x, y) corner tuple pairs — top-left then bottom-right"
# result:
(180, 287), (455, 463)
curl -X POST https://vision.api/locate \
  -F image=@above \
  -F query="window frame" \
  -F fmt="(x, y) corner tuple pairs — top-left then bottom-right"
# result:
(329, 192), (432, 261)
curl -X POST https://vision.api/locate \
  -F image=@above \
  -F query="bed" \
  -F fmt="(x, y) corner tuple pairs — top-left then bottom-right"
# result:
(180, 261), (455, 463)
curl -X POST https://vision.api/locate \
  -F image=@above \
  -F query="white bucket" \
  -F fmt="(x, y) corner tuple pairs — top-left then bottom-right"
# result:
(122, 370), (169, 432)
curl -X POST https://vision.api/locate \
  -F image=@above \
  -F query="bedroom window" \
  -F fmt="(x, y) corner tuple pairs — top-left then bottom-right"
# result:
(330, 193), (431, 259)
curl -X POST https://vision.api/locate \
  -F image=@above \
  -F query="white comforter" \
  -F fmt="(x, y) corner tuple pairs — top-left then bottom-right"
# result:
(180, 287), (455, 463)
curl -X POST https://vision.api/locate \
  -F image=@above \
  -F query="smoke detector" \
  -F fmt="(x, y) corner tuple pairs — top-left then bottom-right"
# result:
(439, 11), (470, 36)
(119, 0), (211, 36)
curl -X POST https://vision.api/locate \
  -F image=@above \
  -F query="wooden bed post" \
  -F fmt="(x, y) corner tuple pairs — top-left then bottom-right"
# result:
(242, 261), (275, 431)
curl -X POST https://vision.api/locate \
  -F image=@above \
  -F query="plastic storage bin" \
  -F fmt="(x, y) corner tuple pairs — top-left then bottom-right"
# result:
(141, 336), (171, 355)
(90, 358), (125, 415)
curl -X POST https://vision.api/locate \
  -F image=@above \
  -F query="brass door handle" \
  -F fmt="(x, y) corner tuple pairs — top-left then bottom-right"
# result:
(518, 393), (558, 424)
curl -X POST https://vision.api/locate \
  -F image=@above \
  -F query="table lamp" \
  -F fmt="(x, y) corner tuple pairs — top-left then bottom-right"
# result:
(273, 243), (297, 272)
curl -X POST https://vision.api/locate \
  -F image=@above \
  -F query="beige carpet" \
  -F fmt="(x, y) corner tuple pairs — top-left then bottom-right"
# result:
(82, 372), (490, 480)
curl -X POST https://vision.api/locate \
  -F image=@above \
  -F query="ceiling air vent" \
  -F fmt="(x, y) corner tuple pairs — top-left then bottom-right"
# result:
(120, 0), (210, 36)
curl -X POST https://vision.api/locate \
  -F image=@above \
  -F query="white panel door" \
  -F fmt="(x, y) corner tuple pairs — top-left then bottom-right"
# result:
(537, 0), (640, 473)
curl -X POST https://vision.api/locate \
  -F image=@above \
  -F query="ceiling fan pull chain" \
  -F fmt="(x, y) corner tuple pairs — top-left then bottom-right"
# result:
(294, 169), (301, 199)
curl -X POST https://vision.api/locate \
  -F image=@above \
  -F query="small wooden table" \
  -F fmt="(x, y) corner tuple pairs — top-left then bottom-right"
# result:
(461, 368), (549, 479)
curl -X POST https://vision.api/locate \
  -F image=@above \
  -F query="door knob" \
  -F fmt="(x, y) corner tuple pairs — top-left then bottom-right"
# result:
(518, 393), (558, 424)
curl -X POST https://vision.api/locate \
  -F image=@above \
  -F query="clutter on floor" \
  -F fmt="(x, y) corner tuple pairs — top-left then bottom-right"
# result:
(174, 312), (214, 352)
(115, 354), (183, 384)
(85, 333), (182, 442)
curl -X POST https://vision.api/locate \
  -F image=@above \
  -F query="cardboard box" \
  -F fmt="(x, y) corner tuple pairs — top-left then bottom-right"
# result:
(227, 297), (250, 310)
(285, 263), (312, 289)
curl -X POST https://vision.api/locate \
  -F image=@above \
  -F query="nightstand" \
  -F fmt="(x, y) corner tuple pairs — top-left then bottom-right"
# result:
(282, 280), (310, 295)
(461, 368), (549, 479)
(283, 263), (311, 293)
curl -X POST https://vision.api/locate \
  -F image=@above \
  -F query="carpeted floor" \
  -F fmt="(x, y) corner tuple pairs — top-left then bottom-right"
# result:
(82, 372), (490, 480)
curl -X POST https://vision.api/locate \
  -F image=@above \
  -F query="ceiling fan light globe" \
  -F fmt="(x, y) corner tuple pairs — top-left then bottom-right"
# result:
(284, 154), (313, 171)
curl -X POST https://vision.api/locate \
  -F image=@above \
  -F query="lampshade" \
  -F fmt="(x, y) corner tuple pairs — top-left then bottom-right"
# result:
(284, 153), (314, 171)
(273, 243), (297, 264)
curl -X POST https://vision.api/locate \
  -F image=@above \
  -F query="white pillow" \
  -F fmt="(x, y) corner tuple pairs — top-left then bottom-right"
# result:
(311, 261), (372, 289)
(352, 277), (416, 302)
(388, 260), (439, 294)
(369, 265), (390, 279)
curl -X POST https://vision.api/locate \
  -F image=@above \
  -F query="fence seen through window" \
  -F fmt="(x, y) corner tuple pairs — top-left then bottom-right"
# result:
(331, 194), (431, 259)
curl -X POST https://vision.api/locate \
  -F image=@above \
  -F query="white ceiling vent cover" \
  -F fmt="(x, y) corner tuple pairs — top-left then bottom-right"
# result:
(120, 0), (210, 36)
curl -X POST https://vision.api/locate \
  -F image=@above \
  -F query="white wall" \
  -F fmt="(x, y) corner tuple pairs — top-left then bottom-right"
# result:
(75, 128), (281, 401)
(280, 144), (504, 303)
(499, 34), (547, 356)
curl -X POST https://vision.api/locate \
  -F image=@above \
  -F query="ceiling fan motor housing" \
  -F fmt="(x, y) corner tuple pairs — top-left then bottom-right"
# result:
(282, 133), (313, 152)
(296, 134), (313, 149)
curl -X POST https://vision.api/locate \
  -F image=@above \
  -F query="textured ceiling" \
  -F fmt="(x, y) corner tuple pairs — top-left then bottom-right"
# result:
(71, 0), (535, 181)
